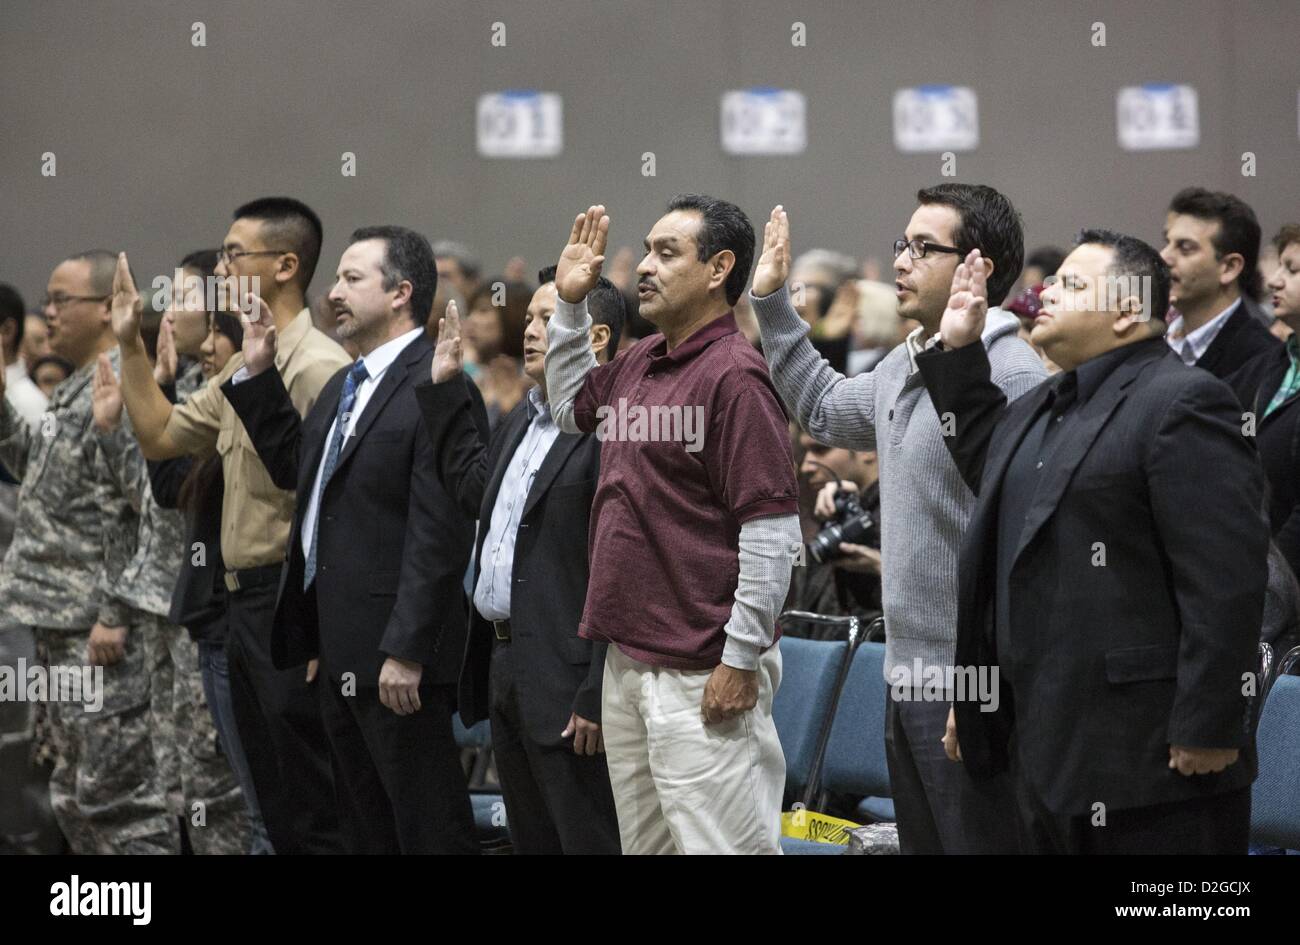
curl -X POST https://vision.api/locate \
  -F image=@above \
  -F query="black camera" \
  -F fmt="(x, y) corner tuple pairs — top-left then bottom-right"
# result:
(806, 489), (874, 564)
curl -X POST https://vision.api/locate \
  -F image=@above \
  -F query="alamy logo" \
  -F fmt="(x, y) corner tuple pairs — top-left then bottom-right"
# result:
(0, 659), (103, 712)
(593, 397), (706, 453)
(888, 660), (1000, 712)
(49, 875), (151, 925)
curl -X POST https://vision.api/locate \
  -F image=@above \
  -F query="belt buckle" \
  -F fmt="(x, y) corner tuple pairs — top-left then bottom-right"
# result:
(493, 620), (510, 641)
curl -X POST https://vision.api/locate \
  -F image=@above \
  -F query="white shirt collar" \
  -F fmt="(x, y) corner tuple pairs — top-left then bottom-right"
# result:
(1167, 298), (1240, 365)
(357, 326), (423, 381)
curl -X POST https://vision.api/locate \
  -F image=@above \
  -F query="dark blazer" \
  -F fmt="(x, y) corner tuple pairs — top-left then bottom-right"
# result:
(414, 377), (606, 748)
(916, 336), (1268, 817)
(1196, 298), (1281, 394)
(148, 454), (227, 639)
(1230, 345), (1300, 580)
(222, 334), (480, 687)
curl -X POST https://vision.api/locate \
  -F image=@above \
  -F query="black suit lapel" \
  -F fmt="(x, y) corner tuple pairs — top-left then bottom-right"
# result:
(480, 407), (533, 524)
(335, 336), (430, 472)
(521, 432), (583, 520)
(1012, 350), (1156, 564)
(979, 382), (1055, 498)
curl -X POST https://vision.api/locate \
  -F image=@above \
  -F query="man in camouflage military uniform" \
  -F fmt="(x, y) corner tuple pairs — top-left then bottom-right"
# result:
(90, 303), (250, 855)
(0, 250), (175, 854)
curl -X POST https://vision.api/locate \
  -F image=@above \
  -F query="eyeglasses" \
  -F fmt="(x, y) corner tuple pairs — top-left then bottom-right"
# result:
(894, 239), (964, 261)
(41, 293), (109, 310)
(218, 248), (288, 265)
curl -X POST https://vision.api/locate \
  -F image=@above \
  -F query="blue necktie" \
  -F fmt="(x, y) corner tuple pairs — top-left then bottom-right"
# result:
(304, 359), (369, 589)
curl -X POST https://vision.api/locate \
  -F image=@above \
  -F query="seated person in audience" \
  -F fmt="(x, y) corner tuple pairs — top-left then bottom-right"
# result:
(29, 354), (75, 399)
(463, 278), (534, 426)
(785, 431), (882, 639)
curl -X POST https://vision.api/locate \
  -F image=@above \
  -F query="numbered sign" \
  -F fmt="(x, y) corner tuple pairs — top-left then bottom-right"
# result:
(892, 85), (979, 153)
(476, 91), (563, 158)
(1116, 84), (1199, 150)
(721, 88), (806, 155)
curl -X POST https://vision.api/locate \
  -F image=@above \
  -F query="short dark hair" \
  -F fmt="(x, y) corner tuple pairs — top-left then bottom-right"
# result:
(347, 225), (438, 325)
(213, 310), (244, 350)
(1167, 187), (1262, 301)
(31, 353), (75, 382)
(665, 194), (756, 306)
(233, 197), (324, 292)
(180, 248), (220, 281)
(1025, 246), (1067, 280)
(65, 249), (120, 297)
(538, 265), (626, 357)
(915, 184), (1024, 306)
(0, 283), (26, 345)
(1075, 228), (1171, 324)
(1272, 224), (1300, 256)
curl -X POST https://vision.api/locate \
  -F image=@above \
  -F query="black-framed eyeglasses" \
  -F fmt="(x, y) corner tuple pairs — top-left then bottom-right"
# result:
(41, 293), (109, 310)
(218, 248), (288, 265)
(894, 238), (963, 260)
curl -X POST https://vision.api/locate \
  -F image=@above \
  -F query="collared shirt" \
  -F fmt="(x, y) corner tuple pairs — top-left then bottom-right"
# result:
(163, 308), (351, 570)
(1264, 333), (1300, 419)
(5, 361), (49, 429)
(1167, 298), (1240, 366)
(566, 309), (799, 670)
(904, 307), (1020, 375)
(994, 340), (1155, 680)
(298, 326), (423, 558)
(473, 386), (561, 621)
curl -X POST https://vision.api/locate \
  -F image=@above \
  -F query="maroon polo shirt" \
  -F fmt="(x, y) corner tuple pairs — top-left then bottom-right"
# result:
(572, 310), (798, 670)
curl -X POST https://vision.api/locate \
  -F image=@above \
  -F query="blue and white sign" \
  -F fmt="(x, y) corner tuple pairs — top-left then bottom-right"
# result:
(476, 90), (563, 158)
(892, 85), (979, 152)
(1117, 84), (1199, 150)
(721, 88), (806, 155)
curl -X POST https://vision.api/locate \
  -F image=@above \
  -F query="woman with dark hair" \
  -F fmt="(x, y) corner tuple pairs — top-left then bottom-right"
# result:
(148, 301), (273, 853)
(462, 278), (534, 426)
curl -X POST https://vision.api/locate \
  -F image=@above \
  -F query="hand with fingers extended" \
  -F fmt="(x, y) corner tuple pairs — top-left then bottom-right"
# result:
(555, 204), (610, 304)
(752, 205), (792, 298)
(110, 252), (144, 345)
(939, 248), (991, 350)
(240, 293), (278, 376)
(154, 314), (178, 386)
(91, 353), (124, 432)
(431, 300), (465, 383)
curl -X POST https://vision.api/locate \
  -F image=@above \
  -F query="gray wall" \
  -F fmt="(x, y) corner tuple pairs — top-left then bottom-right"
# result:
(2, 0), (1298, 304)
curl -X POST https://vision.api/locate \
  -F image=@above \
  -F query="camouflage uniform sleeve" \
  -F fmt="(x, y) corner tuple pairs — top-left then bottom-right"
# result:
(93, 414), (149, 515)
(92, 428), (141, 628)
(0, 395), (36, 480)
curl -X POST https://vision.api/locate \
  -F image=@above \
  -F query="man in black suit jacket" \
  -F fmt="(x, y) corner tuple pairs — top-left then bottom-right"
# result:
(414, 266), (624, 854)
(916, 230), (1269, 854)
(1160, 187), (1280, 403)
(222, 226), (480, 854)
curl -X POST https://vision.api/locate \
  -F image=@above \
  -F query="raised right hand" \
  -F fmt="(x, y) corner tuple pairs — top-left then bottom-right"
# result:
(430, 300), (464, 383)
(555, 204), (609, 304)
(240, 293), (278, 377)
(154, 314), (178, 385)
(110, 252), (143, 345)
(752, 205), (792, 298)
(938, 249), (991, 350)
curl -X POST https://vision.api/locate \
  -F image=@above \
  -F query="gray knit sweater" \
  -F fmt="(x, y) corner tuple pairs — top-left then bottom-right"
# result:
(750, 285), (1046, 681)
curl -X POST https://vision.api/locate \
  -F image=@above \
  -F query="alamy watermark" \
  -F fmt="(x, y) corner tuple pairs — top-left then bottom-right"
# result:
(594, 397), (706, 453)
(888, 659), (1000, 712)
(0, 658), (104, 712)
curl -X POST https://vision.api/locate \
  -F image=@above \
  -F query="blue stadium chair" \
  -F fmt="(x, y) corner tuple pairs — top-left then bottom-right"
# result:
(783, 641), (895, 855)
(772, 637), (847, 798)
(823, 642), (893, 821)
(1251, 659), (1300, 850)
(452, 714), (510, 848)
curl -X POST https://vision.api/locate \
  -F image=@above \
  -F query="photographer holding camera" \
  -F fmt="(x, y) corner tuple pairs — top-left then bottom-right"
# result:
(785, 434), (882, 638)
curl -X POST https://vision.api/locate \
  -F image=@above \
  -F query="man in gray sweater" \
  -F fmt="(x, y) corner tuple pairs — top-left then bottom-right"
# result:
(750, 185), (1046, 854)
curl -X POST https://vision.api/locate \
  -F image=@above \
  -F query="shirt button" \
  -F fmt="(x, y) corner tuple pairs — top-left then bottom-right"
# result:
(1036, 460), (1043, 469)
(1055, 415), (1063, 423)
(888, 410), (894, 420)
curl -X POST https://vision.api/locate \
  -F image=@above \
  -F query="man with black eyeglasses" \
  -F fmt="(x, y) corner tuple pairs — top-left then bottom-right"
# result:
(750, 185), (1046, 854)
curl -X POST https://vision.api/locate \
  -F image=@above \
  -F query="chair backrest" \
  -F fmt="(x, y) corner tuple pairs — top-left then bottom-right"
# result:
(453, 714), (492, 749)
(773, 637), (847, 795)
(1251, 674), (1300, 849)
(821, 642), (891, 799)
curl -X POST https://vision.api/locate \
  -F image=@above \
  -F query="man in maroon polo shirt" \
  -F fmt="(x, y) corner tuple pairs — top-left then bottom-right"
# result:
(543, 197), (801, 854)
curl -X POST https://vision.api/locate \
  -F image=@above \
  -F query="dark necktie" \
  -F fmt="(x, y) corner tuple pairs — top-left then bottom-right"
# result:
(304, 359), (369, 589)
